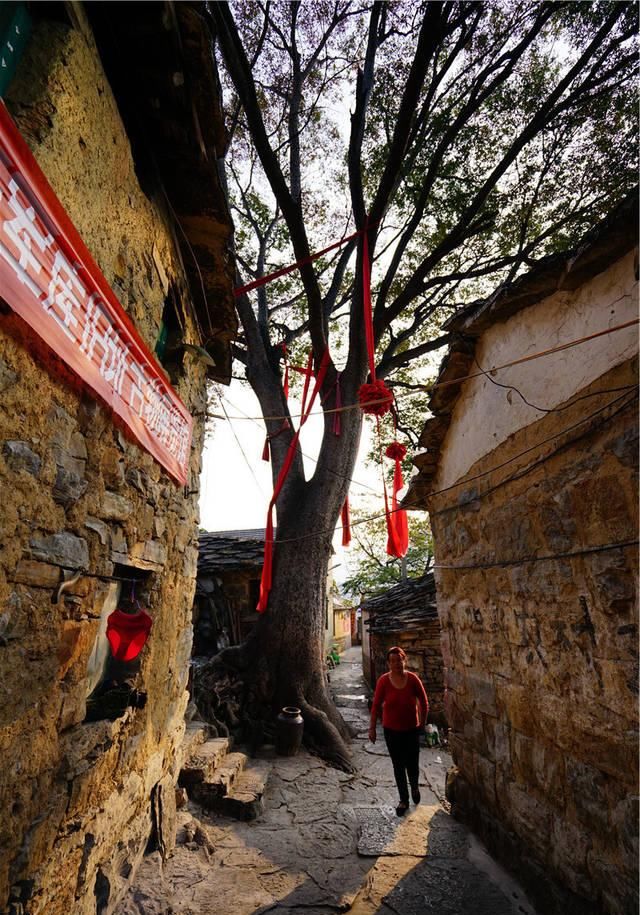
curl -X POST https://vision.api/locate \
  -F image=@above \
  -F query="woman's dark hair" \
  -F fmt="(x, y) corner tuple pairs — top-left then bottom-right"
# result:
(387, 646), (406, 661)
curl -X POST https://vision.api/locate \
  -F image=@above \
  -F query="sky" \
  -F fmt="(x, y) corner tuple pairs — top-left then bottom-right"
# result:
(199, 378), (387, 585)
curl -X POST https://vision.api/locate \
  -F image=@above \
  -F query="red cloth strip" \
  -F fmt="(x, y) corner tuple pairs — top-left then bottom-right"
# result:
(388, 456), (409, 557)
(261, 420), (291, 463)
(235, 225), (367, 297)
(341, 496), (351, 547)
(299, 350), (314, 419)
(257, 348), (331, 612)
(283, 362), (289, 400)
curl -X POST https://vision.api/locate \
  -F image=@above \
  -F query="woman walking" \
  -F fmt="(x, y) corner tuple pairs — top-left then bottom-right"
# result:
(368, 646), (429, 816)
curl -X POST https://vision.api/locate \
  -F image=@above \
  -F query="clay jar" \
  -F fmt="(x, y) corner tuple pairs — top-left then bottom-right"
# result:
(275, 706), (304, 756)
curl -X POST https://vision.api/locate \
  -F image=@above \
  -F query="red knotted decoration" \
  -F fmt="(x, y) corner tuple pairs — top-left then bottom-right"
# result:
(357, 221), (409, 558)
(106, 608), (153, 662)
(358, 378), (394, 416)
(384, 440), (409, 558)
(257, 348), (331, 612)
(385, 441), (407, 462)
(341, 496), (351, 547)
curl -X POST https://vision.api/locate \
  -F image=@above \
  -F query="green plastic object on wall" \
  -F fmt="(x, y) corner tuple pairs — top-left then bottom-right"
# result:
(0, 3), (31, 99)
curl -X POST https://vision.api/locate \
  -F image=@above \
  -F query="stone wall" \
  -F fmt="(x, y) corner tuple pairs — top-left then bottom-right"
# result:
(369, 623), (446, 727)
(429, 358), (638, 915)
(0, 13), (230, 915)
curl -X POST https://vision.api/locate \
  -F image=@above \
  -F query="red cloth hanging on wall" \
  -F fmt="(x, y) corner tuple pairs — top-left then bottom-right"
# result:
(106, 608), (153, 662)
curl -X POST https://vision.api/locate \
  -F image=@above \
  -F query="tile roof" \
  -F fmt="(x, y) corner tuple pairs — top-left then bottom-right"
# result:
(362, 572), (439, 633)
(198, 530), (266, 573)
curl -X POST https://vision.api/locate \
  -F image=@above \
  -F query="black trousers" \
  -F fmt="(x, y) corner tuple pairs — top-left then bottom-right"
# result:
(383, 727), (421, 803)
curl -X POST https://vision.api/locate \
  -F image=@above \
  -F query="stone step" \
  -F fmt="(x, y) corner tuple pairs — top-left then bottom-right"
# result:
(208, 761), (271, 821)
(190, 750), (248, 804)
(179, 737), (232, 788)
(181, 721), (208, 759)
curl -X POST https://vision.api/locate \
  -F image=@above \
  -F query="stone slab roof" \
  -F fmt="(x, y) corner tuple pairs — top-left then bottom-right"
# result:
(198, 530), (265, 575)
(362, 572), (438, 633)
(404, 190), (639, 508)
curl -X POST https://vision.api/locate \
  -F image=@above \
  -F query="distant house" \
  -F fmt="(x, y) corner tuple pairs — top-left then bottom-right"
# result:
(194, 530), (342, 656)
(405, 192), (638, 915)
(361, 572), (445, 726)
(194, 529), (265, 653)
(328, 593), (352, 654)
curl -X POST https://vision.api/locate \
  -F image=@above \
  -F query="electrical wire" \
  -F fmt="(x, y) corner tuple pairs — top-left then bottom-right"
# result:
(434, 539), (639, 572)
(222, 395), (383, 497)
(160, 180), (216, 345)
(472, 353), (636, 414)
(427, 388), (637, 515)
(219, 398), (269, 500)
(33, 560), (144, 584)
(215, 373), (637, 530)
(234, 387), (637, 546)
(209, 317), (638, 422)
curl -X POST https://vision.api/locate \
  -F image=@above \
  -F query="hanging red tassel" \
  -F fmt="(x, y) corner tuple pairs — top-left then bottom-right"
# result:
(257, 348), (331, 612)
(341, 496), (351, 547)
(106, 608), (153, 662)
(384, 440), (409, 558)
(262, 437), (270, 462)
(385, 441), (407, 462)
(356, 228), (395, 416)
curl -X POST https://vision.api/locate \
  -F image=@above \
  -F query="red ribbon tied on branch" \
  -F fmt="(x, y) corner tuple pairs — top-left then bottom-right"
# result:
(358, 378), (394, 416)
(257, 348), (331, 612)
(384, 440), (409, 558)
(341, 496), (351, 547)
(357, 225), (394, 417)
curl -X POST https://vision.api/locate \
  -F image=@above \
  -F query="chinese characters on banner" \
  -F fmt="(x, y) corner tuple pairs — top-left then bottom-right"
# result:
(0, 102), (193, 484)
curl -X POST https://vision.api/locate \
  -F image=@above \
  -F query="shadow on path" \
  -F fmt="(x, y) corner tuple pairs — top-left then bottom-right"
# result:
(116, 648), (537, 915)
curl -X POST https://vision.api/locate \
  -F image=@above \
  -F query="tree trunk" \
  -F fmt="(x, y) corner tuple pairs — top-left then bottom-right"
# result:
(194, 397), (364, 770)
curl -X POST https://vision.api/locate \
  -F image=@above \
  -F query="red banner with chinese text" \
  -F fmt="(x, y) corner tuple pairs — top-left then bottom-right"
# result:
(0, 102), (192, 485)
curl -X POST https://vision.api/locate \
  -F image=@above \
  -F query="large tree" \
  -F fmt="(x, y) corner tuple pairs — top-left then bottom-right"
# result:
(198, 0), (637, 767)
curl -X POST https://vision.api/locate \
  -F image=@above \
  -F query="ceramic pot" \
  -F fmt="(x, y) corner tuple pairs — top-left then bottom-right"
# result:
(275, 706), (304, 756)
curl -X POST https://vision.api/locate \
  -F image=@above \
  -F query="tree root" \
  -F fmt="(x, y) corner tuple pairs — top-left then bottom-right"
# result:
(191, 646), (356, 772)
(299, 699), (356, 773)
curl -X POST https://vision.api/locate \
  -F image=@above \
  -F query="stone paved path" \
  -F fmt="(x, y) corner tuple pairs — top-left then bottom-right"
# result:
(118, 647), (538, 915)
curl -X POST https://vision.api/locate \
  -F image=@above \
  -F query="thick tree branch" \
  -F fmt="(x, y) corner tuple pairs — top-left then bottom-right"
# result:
(208, 1), (328, 361)
(380, 3), (626, 332)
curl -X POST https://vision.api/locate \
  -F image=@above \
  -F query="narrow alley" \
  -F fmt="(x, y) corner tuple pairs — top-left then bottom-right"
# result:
(118, 648), (538, 915)
(0, 5), (636, 914)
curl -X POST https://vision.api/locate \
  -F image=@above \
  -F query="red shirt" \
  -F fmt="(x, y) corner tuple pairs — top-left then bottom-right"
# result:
(370, 671), (429, 731)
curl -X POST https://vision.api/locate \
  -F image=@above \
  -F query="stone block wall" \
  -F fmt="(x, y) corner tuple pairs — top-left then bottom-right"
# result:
(430, 359), (638, 915)
(0, 14), (229, 915)
(370, 621), (445, 726)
